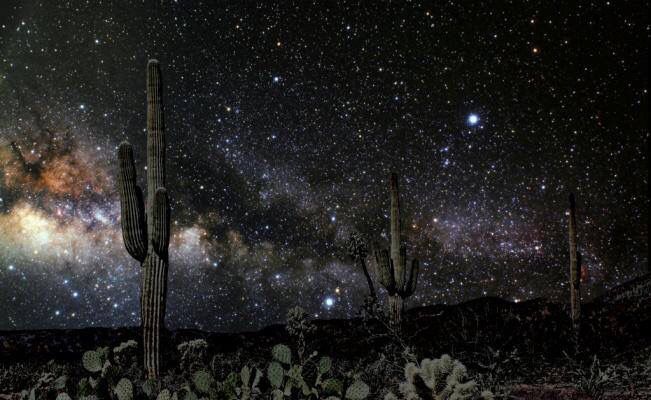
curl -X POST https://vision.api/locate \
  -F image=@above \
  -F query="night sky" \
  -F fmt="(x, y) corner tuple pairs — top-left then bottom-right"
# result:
(0, 1), (647, 331)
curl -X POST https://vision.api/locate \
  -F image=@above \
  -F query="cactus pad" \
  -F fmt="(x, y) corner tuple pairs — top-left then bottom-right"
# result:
(267, 362), (284, 388)
(345, 380), (369, 399)
(192, 370), (214, 394)
(53, 375), (68, 390)
(318, 356), (332, 374)
(141, 379), (156, 397)
(156, 389), (171, 400)
(240, 365), (251, 385)
(113, 378), (133, 400)
(321, 378), (343, 395)
(82, 350), (103, 372)
(272, 344), (292, 365)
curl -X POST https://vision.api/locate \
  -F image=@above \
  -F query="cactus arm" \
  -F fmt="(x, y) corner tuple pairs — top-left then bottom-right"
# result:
(151, 188), (170, 256)
(117, 142), (147, 262)
(405, 259), (419, 297)
(146, 59), (166, 237)
(397, 245), (407, 289)
(375, 249), (396, 295)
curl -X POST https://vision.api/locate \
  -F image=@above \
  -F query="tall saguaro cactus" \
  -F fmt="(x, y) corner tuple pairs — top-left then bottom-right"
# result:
(568, 193), (581, 334)
(117, 59), (170, 379)
(374, 173), (419, 326)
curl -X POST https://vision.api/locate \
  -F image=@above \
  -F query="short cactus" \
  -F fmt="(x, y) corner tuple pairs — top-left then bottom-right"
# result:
(374, 173), (420, 326)
(388, 354), (492, 400)
(117, 59), (171, 379)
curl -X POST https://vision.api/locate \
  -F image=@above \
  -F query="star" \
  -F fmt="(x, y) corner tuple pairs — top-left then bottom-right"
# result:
(0, 0), (645, 331)
(324, 297), (335, 308)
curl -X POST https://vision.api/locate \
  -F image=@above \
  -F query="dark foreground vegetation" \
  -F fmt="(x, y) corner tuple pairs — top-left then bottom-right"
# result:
(1, 276), (649, 400)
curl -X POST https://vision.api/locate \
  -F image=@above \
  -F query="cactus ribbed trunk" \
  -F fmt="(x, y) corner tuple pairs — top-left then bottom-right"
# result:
(146, 61), (166, 232)
(117, 59), (170, 379)
(389, 173), (404, 323)
(390, 173), (402, 286)
(388, 295), (403, 326)
(568, 193), (580, 334)
(142, 253), (167, 378)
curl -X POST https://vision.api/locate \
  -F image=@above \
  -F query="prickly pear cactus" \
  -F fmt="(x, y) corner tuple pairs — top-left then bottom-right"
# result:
(192, 370), (214, 394)
(318, 357), (332, 375)
(322, 378), (343, 395)
(156, 389), (171, 400)
(272, 344), (292, 365)
(113, 378), (133, 400)
(141, 379), (156, 398)
(267, 362), (284, 388)
(345, 380), (369, 399)
(82, 350), (103, 373)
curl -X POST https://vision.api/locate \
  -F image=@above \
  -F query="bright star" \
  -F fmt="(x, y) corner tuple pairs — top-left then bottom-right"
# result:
(324, 297), (334, 307)
(467, 114), (479, 125)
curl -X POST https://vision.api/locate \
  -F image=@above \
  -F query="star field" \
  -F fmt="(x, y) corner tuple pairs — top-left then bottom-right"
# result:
(0, 1), (647, 331)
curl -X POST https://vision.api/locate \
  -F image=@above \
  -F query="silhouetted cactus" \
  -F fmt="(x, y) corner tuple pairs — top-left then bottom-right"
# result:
(374, 173), (419, 326)
(568, 193), (581, 334)
(347, 231), (376, 300)
(117, 59), (170, 379)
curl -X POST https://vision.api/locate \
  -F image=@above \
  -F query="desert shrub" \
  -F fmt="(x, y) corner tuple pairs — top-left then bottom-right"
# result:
(568, 355), (616, 399)
(177, 339), (209, 374)
(285, 306), (316, 363)
(474, 346), (519, 399)
(0, 362), (38, 393)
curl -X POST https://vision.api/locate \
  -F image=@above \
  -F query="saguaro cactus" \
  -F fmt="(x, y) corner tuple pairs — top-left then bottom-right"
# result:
(347, 231), (376, 300)
(568, 193), (581, 334)
(374, 173), (419, 326)
(117, 59), (170, 379)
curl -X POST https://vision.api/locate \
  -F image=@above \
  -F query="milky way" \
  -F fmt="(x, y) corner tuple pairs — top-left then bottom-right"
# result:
(0, 1), (647, 331)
